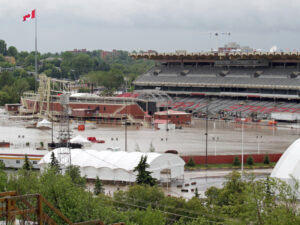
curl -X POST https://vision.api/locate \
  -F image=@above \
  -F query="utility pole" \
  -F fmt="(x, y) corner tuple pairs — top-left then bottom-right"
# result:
(34, 9), (38, 93)
(205, 101), (209, 169)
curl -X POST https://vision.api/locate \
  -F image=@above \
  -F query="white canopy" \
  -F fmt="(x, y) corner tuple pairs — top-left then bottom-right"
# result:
(70, 135), (91, 145)
(271, 138), (300, 184)
(38, 148), (185, 182)
(37, 119), (51, 128)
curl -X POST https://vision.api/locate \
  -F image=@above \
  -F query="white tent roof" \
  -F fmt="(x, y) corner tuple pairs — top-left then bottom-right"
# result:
(271, 138), (300, 182)
(70, 135), (91, 144)
(37, 119), (51, 127)
(38, 148), (185, 182)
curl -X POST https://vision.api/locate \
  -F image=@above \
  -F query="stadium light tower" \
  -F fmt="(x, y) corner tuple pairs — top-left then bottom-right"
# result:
(241, 118), (246, 175)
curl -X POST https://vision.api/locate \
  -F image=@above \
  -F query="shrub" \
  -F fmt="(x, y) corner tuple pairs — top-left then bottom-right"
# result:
(186, 157), (196, 167)
(233, 156), (240, 166)
(264, 155), (270, 164)
(247, 156), (254, 166)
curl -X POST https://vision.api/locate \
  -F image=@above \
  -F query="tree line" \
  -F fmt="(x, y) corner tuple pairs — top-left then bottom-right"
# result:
(1, 156), (300, 224)
(0, 39), (154, 105)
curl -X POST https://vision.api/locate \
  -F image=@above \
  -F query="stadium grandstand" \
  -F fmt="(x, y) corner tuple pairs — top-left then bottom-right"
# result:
(129, 51), (300, 119)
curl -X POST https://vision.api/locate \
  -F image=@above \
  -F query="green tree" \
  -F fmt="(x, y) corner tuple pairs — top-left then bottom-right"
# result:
(195, 187), (199, 198)
(264, 155), (270, 164)
(233, 156), (240, 166)
(186, 157), (196, 167)
(7, 46), (18, 58)
(133, 156), (156, 186)
(0, 40), (7, 55)
(0, 161), (7, 192)
(50, 151), (60, 173)
(22, 154), (32, 170)
(0, 91), (10, 105)
(94, 176), (104, 195)
(65, 165), (86, 188)
(247, 156), (254, 166)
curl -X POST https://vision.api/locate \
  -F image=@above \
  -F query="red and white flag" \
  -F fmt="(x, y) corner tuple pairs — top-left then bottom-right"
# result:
(23, 9), (36, 22)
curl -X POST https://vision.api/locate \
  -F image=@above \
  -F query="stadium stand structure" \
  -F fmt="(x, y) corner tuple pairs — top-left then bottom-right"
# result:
(131, 52), (300, 119)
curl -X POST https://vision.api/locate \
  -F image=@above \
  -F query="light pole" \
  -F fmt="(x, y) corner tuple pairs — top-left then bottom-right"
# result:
(212, 136), (219, 156)
(241, 118), (245, 175)
(124, 77), (129, 152)
(257, 135), (262, 154)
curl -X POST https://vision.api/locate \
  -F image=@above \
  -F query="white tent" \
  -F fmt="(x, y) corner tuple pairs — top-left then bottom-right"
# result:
(70, 135), (91, 147)
(271, 138), (300, 184)
(36, 119), (52, 129)
(38, 148), (185, 182)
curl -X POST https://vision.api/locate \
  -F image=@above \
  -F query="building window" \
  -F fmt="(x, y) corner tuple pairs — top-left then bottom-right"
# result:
(176, 115), (179, 118)
(104, 107), (106, 111)
(33, 161), (37, 165)
(16, 160), (20, 164)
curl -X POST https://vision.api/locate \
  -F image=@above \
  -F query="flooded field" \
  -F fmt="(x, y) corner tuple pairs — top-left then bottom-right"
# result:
(0, 117), (298, 156)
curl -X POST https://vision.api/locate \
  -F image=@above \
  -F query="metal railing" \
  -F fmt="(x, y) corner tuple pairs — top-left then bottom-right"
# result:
(0, 191), (125, 225)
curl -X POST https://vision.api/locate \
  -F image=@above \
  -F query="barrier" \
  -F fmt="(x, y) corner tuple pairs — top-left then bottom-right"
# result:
(181, 153), (282, 165)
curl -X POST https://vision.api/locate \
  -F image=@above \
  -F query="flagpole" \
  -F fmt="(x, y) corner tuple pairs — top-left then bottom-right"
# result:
(35, 9), (37, 93)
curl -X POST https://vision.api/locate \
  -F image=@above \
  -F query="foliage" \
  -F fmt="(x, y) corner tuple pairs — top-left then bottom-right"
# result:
(0, 39), (154, 106)
(186, 157), (196, 167)
(0, 160), (5, 170)
(264, 155), (270, 164)
(94, 176), (104, 195)
(4, 167), (300, 225)
(149, 142), (155, 152)
(247, 156), (254, 166)
(65, 165), (86, 188)
(0, 40), (7, 55)
(233, 156), (240, 166)
(194, 188), (199, 198)
(50, 152), (60, 173)
(0, 163), (7, 191)
(22, 154), (32, 170)
(133, 156), (156, 186)
(7, 46), (18, 57)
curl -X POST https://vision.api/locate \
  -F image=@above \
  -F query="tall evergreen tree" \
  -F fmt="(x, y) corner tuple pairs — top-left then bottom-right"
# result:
(94, 176), (104, 195)
(65, 165), (86, 187)
(22, 154), (32, 170)
(50, 152), (60, 173)
(133, 156), (156, 186)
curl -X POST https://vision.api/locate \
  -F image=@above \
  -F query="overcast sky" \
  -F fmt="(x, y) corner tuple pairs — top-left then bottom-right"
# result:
(1, 0), (300, 53)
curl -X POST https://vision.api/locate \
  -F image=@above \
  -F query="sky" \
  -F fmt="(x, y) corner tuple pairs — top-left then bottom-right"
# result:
(1, 0), (300, 53)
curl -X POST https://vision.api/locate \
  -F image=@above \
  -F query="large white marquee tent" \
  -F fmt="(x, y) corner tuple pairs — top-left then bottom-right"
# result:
(38, 148), (185, 182)
(271, 138), (300, 184)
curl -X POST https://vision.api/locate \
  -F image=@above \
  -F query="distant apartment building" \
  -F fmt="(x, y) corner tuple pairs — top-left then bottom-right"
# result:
(100, 49), (120, 59)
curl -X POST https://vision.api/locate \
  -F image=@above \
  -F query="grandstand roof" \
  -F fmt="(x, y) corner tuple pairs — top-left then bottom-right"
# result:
(130, 51), (300, 62)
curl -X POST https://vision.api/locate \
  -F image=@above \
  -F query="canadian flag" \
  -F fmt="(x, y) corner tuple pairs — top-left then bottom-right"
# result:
(23, 9), (36, 22)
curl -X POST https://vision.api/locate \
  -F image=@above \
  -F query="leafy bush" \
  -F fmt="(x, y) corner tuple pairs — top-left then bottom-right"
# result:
(264, 155), (270, 164)
(233, 156), (240, 166)
(186, 157), (196, 167)
(247, 156), (254, 166)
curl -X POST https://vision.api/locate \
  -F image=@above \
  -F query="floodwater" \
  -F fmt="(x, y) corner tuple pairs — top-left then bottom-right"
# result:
(0, 117), (298, 156)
